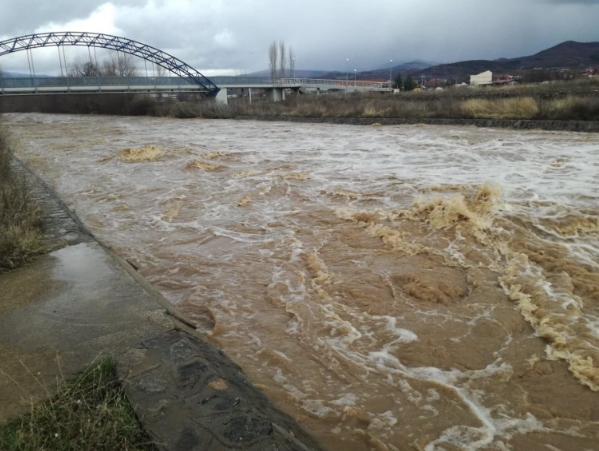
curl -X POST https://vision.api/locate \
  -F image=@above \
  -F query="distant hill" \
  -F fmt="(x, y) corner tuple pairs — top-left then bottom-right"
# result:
(244, 69), (331, 78)
(414, 41), (599, 80)
(1, 71), (53, 78)
(374, 60), (441, 71)
(245, 61), (438, 81)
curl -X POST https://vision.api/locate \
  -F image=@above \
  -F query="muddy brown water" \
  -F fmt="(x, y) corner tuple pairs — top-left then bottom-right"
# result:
(5, 113), (599, 451)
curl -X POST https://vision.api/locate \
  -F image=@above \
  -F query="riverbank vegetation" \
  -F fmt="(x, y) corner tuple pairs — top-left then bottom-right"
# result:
(171, 91), (599, 121)
(0, 122), (42, 271)
(1, 78), (598, 121)
(0, 357), (156, 451)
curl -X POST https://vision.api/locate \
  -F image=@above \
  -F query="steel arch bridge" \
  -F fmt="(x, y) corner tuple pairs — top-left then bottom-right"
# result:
(0, 32), (220, 96)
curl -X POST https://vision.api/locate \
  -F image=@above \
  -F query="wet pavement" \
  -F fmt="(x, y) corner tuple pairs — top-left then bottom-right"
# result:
(0, 158), (324, 451)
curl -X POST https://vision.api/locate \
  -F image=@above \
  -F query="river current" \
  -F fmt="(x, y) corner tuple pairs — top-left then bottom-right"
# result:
(6, 113), (599, 451)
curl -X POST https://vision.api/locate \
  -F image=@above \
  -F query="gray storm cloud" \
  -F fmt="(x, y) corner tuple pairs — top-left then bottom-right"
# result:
(0, 0), (598, 75)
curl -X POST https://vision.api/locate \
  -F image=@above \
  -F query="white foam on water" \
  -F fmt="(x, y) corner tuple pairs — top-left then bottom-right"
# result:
(378, 316), (419, 343)
(330, 393), (358, 406)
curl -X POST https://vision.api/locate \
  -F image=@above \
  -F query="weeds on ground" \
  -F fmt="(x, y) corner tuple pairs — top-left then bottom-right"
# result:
(0, 123), (42, 271)
(0, 357), (157, 451)
(461, 97), (539, 119)
(540, 96), (599, 121)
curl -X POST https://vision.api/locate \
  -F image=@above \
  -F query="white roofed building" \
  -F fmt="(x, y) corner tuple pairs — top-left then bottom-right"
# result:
(470, 70), (492, 86)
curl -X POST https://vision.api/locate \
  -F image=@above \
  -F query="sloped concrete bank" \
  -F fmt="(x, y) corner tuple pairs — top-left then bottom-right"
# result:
(0, 155), (325, 451)
(236, 115), (599, 132)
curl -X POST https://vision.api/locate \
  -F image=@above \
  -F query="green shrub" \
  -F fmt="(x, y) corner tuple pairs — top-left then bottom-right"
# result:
(0, 357), (156, 451)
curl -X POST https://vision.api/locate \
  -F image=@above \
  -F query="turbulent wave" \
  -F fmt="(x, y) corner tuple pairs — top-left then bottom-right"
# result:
(118, 144), (165, 162)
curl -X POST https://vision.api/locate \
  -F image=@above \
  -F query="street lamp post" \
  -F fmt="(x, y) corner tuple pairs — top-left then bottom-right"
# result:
(389, 59), (393, 89)
(292, 57), (296, 82)
(354, 69), (357, 86)
(346, 58), (349, 93)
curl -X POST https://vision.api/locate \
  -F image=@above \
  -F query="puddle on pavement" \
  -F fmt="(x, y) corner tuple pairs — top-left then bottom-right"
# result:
(51, 242), (113, 283)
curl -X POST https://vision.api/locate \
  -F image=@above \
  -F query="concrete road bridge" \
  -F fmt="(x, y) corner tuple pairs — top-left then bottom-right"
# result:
(0, 76), (391, 102)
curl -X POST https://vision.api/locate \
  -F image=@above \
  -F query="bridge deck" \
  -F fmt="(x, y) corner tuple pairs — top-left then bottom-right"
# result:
(0, 76), (391, 95)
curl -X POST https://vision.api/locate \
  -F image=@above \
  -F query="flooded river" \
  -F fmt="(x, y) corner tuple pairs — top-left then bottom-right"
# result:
(6, 114), (599, 450)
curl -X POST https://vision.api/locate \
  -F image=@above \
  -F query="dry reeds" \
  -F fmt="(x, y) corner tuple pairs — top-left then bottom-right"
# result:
(460, 97), (539, 119)
(0, 123), (42, 271)
(540, 96), (599, 121)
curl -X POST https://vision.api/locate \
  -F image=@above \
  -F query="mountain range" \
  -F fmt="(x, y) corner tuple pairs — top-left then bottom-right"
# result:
(246, 60), (439, 79)
(411, 41), (599, 80)
(300, 41), (599, 81)
(244, 69), (331, 78)
(257, 42), (599, 81)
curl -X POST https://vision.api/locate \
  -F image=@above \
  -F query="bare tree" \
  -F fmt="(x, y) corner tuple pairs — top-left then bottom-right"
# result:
(279, 41), (286, 79)
(101, 58), (118, 76)
(268, 41), (278, 82)
(102, 53), (138, 77)
(67, 56), (100, 77)
(153, 63), (167, 77)
(289, 48), (295, 79)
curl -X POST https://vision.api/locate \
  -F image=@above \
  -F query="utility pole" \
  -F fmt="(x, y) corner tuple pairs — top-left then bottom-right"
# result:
(389, 59), (393, 89)
(346, 58), (349, 93)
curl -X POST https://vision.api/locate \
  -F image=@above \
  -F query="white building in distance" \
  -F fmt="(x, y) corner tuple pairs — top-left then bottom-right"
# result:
(470, 71), (492, 86)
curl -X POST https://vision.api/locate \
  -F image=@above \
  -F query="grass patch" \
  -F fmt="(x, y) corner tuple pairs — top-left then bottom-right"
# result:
(540, 96), (599, 121)
(0, 122), (43, 271)
(461, 97), (539, 119)
(0, 357), (157, 451)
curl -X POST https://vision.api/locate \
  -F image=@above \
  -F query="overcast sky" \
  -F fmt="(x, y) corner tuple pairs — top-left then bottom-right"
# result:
(1, 0), (599, 75)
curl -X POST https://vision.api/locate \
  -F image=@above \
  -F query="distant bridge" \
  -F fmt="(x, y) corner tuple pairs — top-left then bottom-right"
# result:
(0, 32), (392, 103)
(0, 76), (392, 102)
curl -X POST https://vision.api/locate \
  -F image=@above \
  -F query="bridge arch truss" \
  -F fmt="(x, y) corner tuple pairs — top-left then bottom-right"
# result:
(0, 32), (220, 96)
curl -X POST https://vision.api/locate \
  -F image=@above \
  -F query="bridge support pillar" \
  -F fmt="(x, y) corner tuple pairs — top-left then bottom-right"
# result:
(215, 88), (228, 104)
(266, 88), (285, 102)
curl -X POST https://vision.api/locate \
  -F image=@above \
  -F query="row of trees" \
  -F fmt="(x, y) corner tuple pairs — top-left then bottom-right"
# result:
(268, 41), (295, 81)
(393, 74), (417, 91)
(66, 53), (150, 78)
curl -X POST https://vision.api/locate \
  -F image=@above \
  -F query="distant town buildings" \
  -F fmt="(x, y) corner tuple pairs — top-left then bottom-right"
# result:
(492, 74), (519, 86)
(582, 67), (599, 78)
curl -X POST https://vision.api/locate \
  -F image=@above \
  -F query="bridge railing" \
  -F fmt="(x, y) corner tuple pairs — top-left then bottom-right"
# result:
(0, 76), (393, 93)
(209, 76), (273, 85)
(0, 76), (201, 89)
(276, 78), (391, 89)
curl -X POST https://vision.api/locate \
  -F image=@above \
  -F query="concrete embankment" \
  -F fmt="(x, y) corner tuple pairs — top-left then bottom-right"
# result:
(237, 115), (599, 133)
(0, 157), (325, 451)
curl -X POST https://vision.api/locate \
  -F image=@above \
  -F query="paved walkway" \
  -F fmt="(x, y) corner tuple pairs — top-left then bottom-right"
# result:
(0, 160), (324, 451)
